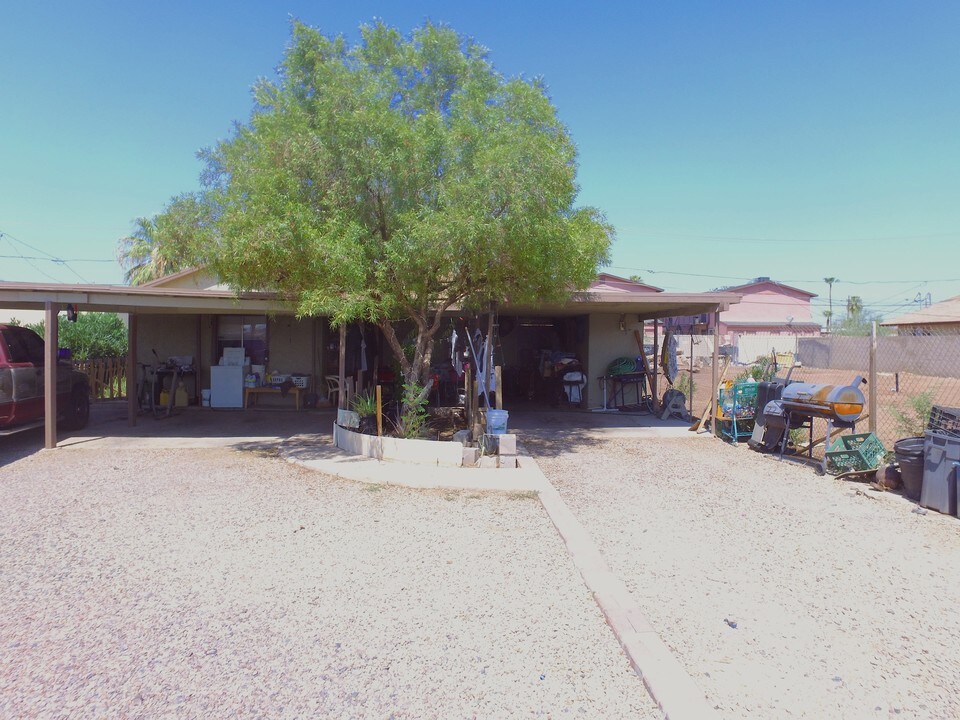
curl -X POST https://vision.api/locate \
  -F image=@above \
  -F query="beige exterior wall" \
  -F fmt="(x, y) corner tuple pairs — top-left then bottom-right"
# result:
(266, 316), (318, 385)
(586, 313), (644, 408)
(137, 313), (203, 401)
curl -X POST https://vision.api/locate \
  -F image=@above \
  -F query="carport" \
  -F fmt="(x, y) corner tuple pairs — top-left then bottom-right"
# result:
(0, 281), (288, 448)
(0, 278), (741, 448)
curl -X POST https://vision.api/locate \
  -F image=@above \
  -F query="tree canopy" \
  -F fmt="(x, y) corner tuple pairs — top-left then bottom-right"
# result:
(116, 192), (213, 285)
(123, 21), (613, 386)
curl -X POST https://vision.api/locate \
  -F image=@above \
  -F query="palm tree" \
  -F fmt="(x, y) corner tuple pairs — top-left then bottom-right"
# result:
(847, 295), (863, 320)
(116, 216), (179, 285)
(823, 277), (837, 332)
(116, 193), (212, 285)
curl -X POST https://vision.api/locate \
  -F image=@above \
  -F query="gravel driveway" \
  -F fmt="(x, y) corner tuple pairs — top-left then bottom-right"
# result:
(527, 429), (960, 719)
(0, 446), (658, 719)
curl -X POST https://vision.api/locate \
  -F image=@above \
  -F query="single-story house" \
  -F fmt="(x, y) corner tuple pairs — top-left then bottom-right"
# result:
(881, 295), (960, 335)
(0, 271), (741, 447)
(665, 277), (820, 341)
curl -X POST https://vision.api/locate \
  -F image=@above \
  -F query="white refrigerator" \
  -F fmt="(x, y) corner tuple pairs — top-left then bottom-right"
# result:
(210, 365), (246, 408)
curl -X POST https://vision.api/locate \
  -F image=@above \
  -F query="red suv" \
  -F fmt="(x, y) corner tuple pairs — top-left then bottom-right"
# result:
(0, 324), (90, 433)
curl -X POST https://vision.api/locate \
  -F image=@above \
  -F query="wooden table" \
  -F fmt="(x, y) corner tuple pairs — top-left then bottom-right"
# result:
(244, 385), (303, 410)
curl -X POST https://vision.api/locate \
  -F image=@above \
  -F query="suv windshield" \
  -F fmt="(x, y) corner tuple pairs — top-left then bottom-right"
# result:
(1, 326), (45, 364)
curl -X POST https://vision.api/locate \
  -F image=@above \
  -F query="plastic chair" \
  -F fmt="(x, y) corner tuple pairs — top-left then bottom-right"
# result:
(325, 375), (343, 407)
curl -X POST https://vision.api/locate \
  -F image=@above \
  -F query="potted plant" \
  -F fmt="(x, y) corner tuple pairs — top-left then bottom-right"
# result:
(352, 392), (379, 435)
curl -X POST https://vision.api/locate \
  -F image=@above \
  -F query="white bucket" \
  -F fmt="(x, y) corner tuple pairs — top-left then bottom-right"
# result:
(201, 388), (211, 407)
(487, 409), (509, 435)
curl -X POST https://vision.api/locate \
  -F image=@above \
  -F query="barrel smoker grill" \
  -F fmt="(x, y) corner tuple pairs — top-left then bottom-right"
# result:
(750, 374), (867, 473)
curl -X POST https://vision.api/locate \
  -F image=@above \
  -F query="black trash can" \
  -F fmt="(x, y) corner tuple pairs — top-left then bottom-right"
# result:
(894, 437), (925, 501)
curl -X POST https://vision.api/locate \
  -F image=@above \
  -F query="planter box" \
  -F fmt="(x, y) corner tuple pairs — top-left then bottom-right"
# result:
(334, 423), (464, 467)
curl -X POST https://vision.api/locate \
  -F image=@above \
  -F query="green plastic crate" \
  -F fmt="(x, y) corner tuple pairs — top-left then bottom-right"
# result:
(826, 432), (886, 474)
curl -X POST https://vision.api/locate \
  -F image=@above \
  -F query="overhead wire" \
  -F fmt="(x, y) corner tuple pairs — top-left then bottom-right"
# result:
(0, 229), (95, 284)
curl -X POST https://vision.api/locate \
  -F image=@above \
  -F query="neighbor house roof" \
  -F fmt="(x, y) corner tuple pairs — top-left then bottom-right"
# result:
(589, 273), (664, 294)
(719, 277), (817, 298)
(881, 295), (960, 327)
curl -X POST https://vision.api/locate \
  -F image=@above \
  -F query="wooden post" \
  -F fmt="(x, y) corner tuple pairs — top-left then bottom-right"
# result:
(652, 319), (660, 413)
(689, 334), (695, 418)
(869, 321), (878, 433)
(485, 307), (495, 411)
(464, 365), (472, 426)
(711, 311), (721, 437)
(376, 384), (383, 436)
(43, 301), (58, 449)
(494, 366), (503, 410)
(338, 323), (347, 409)
(127, 314), (138, 426)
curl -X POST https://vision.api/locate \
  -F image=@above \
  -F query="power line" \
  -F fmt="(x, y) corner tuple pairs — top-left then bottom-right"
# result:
(622, 231), (959, 244)
(608, 265), (960, 286)
(0, 254), (114, 263)
(0, 230), (94, 284)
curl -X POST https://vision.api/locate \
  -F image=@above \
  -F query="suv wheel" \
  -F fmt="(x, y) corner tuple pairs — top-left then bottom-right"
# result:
(60, 385), (90, 431)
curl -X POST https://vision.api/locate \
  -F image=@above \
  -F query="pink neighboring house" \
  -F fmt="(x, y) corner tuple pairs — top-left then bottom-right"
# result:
(665, 277), (821, 343)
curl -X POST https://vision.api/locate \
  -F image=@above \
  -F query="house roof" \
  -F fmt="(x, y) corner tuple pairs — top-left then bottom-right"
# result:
(0, 281), (289, 315)
(0, 277), (741, 320)
(719, 278), (817, 298)
(589, 273), (664, 294)
(881, 295), (960, 327)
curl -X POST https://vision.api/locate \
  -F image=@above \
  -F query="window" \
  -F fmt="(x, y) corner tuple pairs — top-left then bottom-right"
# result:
(1, 326), (45, 364)
(216, 315), (267, 365)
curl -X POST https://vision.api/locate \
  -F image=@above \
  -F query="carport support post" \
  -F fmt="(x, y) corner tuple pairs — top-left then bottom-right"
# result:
(43, 301), (58, 449)
(652, 319), (659, 413)
(127, 314), (138, 427)
(868, 321), (878, 433)
(338, 323), (346, 410)
(711, 310), (720, 437)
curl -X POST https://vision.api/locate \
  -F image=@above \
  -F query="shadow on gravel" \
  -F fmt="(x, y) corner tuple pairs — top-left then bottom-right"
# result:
(0, 427), (45, 467)
(508, 407), (688, 458)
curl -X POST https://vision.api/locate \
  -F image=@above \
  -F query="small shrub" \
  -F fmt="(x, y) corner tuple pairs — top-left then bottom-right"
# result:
(352, 392), (378, 417)
(890, 390), (935, 438)
(675, 372), (695, 400)
(734, 356), (776, 385)
(397, 382), (429, 438)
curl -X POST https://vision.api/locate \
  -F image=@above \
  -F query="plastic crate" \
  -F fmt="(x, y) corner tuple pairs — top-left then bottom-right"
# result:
(826, 432), (886, 474)
(928, 406), (960, 438)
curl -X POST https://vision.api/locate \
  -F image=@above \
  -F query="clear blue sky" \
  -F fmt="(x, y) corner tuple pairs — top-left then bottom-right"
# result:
(2, 1), (958, 321)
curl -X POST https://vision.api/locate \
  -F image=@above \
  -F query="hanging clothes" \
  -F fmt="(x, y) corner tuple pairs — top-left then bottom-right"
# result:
(451, 328), (463, 377)
(359, 326), (368, 373)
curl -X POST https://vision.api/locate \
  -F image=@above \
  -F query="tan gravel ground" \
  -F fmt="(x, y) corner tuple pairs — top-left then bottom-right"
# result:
(0, 446), (659, 719)
(528, 430), (960, 719)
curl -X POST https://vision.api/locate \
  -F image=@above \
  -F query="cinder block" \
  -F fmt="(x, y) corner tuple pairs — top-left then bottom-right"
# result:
(479, 455), (498, 469)
(462, 447), (479, 466)
(497, 434), (517, 455)
(499, 456), (518, 469)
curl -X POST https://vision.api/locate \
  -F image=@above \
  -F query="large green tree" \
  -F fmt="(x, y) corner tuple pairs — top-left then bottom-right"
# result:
(201, 21), (612, 391)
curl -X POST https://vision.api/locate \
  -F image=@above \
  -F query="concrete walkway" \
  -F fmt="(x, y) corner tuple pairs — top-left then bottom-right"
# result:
(277, 422), (718, 720)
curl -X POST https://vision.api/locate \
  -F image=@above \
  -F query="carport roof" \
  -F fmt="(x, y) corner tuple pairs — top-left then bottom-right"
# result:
(0, 280), (741, 319)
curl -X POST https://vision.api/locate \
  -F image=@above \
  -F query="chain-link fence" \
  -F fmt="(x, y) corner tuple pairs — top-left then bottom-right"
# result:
(665, 327), (960, 457)
(789, 329), (960, 454)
